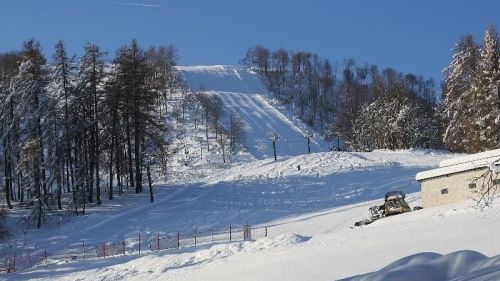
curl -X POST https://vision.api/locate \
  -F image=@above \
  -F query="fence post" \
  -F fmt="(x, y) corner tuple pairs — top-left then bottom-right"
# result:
(82, 241), (85, 261)
(103, 243), (106, 258)
(177, 229), (180, 249)
(194, 226), (197, 247)
(138, 233), (141, 255)
(123, 241), (126, 255)
(229, 224), (232, 242)
(265, 226), (268, 237)
(13, 252), (16, 272)
(157, 232), (160, 251)
(44, 248), (48, 267)
(211, 228), (214, 243)
(28, 249), (32, 267)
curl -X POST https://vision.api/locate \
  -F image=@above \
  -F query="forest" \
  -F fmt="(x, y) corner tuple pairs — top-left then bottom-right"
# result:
(242, 25), (500, 153)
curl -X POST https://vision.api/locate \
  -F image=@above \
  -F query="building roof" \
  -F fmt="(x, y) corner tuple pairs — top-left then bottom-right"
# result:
(416, 149), (500, 181)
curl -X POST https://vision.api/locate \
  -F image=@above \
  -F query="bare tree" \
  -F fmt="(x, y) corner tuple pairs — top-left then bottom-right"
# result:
(228, 110), (246, 153)
(470, 158), (500, 208)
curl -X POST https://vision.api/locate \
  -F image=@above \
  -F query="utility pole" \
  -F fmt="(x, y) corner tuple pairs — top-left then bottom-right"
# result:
(496, 86), (500, 145)
(267, 132), (279, 161)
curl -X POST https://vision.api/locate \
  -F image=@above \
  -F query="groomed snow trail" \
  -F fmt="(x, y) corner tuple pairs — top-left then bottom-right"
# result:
(176, 65), (330, 159)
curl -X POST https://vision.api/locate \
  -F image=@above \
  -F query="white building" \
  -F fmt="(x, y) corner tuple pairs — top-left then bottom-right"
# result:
(416, 149), (500, 208)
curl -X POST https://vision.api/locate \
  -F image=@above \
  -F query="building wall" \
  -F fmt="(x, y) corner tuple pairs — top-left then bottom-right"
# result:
(421, 167), (493, 208)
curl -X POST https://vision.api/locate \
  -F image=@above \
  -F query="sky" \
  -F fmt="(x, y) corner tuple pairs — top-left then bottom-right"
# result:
(0, 0), (499, 83)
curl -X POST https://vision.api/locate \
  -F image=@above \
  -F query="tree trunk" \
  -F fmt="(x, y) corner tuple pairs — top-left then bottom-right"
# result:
(134, 115), (142, 193)
(108, 127), (115, 200)
(4, 150), (12, 209)
(205, 111), (210, 151)
(57, 164), (62, 210)
(126, 119), (135, 188)
(147, 164), (153, 203)
(93, 58), (102, 205)
(117, 147), (123, 195)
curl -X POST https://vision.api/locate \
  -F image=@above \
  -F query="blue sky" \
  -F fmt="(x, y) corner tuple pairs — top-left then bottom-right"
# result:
(0, 0), (499, 82)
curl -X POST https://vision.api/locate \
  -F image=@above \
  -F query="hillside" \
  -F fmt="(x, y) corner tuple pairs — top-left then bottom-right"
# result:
(4, 149), (500, 281)
(0, 149), (463, 279)
(176, 65), (330, 160)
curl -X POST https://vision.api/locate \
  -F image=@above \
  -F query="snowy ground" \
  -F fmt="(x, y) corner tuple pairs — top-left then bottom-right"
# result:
(5, 149), (498, 281)
(2, 65), (500, 280)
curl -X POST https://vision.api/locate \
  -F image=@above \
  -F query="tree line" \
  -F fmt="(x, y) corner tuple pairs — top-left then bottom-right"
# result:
(242, 45), (441, 151)
(0, 39), (179, 228)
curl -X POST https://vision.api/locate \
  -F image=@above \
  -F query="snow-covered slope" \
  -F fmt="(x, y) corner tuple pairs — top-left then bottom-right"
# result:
(6, 149), (485, 281)
(2, 65), (499, 280)
(176, 65), (330, 159)
(8, 181), (500, 281)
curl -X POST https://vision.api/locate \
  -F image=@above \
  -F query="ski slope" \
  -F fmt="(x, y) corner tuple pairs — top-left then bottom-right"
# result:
(8, 149), (496, 281)
(176, 65), (330, 159)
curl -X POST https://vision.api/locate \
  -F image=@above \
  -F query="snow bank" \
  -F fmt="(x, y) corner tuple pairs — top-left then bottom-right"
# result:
(341, 250), (500, 281)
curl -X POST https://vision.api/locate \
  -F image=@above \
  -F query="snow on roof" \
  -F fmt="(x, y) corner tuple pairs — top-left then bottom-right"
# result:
(416, 149), (500, 181)
(439, 149), (500, 168)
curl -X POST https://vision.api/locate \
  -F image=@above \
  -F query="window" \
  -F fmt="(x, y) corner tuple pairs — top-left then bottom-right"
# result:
(441, 188), (448, 195)
(469, 183), (477, 189)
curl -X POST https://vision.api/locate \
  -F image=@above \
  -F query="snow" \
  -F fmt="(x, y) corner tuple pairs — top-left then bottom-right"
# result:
(342, 250), (500, 281)
(439, 148), (500, 168)
(416, 149), (500, 181)
(2, 65), (500, 281)
(5, 149), (488, 281)
(176, 65), (330, 159)
(6, 189), (500, 281)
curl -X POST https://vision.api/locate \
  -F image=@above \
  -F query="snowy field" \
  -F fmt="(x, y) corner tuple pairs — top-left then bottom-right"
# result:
(5, 149), (500, 281)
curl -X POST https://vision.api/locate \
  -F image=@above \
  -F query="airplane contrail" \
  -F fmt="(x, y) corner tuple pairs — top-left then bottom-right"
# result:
(112, 1), (162, 8)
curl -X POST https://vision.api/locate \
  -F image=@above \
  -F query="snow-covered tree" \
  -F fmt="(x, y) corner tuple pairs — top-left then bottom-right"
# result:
(442, 34), (478, 153)
(0, 51), (22, 209)
(472, 26), (500, 151)
(10, 40), (51, 228)
(77, 43), (106, 205)
(351, 96), (440, 151)
(50, 40), (77, 209)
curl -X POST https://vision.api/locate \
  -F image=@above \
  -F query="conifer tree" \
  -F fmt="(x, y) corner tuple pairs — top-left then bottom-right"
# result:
(442, 34), (478, 153)
(473, 26), (500, 151)
(10, 40), (50, 228)
(77, 43), (106, 204)
(51, 40), (76, 209)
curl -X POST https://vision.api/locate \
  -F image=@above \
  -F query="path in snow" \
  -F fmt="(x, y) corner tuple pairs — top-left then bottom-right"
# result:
(176, 65), (330, 159)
